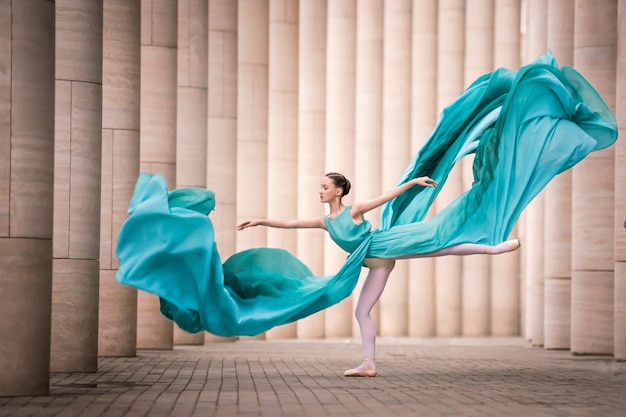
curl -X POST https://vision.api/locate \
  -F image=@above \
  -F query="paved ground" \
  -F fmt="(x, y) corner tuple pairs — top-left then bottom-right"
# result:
(1, 337), (625, 417)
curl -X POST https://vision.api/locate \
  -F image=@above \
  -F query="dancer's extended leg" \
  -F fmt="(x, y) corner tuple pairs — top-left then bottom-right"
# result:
(398, 239), (520, 259)
(344, 263), (395, 377)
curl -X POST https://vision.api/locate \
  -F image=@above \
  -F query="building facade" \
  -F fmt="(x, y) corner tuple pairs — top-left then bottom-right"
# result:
(0, 0), (624, 396)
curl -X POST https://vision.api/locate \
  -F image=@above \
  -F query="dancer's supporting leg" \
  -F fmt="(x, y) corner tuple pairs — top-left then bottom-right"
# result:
(344, 260), (395, 377)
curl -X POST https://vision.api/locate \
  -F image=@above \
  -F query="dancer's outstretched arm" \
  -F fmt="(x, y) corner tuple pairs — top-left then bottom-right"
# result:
(237, 217), (325, 231)
(351, 176), (436, 218)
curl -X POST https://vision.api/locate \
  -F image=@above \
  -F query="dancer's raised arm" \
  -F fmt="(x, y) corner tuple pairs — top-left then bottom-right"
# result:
(351, 176), (436, 218)
(237, 217), (325, 231)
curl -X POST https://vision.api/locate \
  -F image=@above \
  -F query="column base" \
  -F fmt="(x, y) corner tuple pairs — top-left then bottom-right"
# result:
(571, 270), (613, 355)
(0, 238), (52, 396)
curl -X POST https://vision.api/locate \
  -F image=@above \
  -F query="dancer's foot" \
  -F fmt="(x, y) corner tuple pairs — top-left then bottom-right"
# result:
(488, 239), (521, 254)
(504, 238), (521, 252)
(344, 358), (377, 377)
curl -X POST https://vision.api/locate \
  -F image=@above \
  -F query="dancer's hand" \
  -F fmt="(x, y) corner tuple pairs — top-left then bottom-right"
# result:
(237, 220), (259, 231)
(412, 176), (437, 188)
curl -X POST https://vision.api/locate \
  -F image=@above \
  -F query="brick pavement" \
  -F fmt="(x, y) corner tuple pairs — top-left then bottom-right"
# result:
(1, 337), (625, 417)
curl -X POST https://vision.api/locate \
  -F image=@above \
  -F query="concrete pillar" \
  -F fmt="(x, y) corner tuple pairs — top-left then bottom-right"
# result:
(138, 0), (177, 349)
(324, 0), (356, 338)
(523, 0), (547, 347)
(172, 0), (208, 346)
(615, 0), (626, 360)
(379, 0), (412, 337)
(408, 0), (438, 337)
(490, 0), (521, 337)
(236, 0), (269, 340)
(177, 0), (208, 191)
(0, 0), (55, 396)
(462, 0), (493, 337)
(265, 0), (299, 339)
(543, 0), (574, 350)
(51, 0), (103, 372)
(296, 0), (327, 339)
(236, 0), (269, 252)
(206, 0), (238, 343)
(99, 0), (140, 358)
(571, 0), (617, 355)
(353, 0), (383, 337)
(435, 0), (465, 337)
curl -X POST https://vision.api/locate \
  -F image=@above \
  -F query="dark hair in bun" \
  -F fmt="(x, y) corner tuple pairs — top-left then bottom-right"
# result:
(325, 172), (351, 197)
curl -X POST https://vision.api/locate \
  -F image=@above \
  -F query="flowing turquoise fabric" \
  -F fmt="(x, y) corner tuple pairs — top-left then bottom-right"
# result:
(116, 52), (617, 337)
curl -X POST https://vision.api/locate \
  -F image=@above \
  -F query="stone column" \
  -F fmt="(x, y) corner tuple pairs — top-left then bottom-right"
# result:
(236, 0), (269, 252)
(543, 0), (574, 350)
(296, 0), (327, 339)
(138, 0), (177, 349)
(51, 0), (103, 372)
(408, 0), (437, 337)
(177, 0), (208, 191)
(379, 0), (412, 337)
(523, 0), (547, 347)
(173, 0), (208, 346)
(435, 0), (465, 337)
(615, 0), (626, 360)
(462, 0), (493, 337)
(266, 0), (299, 339)
(324, 0), (356, 338)
(206, 0), (238, 343)
(236, 0), (269, 341)
(99, 0), (141, 357)
(490, 0), (521, 337)
(571, 0), (617, 355)
(353, 0), (383, 337)
(0, 0), (55, 396)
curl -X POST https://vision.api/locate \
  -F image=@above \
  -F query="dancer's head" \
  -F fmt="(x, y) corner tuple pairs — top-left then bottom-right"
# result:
(320, 172), (351, 202)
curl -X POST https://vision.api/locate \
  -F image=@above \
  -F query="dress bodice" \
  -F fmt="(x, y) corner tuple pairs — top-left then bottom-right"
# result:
(324, 207), (372, 253)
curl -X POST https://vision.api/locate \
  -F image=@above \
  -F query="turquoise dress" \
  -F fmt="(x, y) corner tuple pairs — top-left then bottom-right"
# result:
(116, 52), (618, 336)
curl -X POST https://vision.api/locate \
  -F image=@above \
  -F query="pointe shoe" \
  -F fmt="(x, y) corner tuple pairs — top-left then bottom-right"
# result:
(344, 358), (377, 377)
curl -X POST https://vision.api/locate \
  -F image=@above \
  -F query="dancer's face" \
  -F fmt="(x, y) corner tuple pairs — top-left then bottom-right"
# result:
(319, 176), (342, 203)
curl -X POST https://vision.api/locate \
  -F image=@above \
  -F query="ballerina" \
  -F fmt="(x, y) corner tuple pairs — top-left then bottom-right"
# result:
(237, 172), (520, 377)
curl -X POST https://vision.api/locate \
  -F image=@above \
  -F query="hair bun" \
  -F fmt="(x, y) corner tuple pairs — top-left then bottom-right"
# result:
(325, 172), (351, 197)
